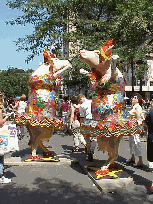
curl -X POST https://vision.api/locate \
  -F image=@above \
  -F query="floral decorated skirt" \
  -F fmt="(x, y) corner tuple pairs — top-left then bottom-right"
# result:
(80, 119), (144, 138)
(14, 114), (64, 130)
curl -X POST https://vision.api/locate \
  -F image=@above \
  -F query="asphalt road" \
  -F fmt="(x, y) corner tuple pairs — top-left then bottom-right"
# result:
(1, 123), (153, 204)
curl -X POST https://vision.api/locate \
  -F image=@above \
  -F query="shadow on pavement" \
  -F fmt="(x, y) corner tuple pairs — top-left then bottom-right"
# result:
(0, 176), (152, 204)
(117, 155), (149, 173)
(70, 162), (86, 175)
(0, 175), (147, 204)
(116, 156), (152, 194)
(0, 177), (118, 204)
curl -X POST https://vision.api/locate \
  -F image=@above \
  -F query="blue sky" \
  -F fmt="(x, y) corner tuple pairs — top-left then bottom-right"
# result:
(0, 0), (43, 71)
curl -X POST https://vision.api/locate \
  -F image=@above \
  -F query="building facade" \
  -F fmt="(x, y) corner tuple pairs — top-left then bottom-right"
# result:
(124, 53), (153, 100)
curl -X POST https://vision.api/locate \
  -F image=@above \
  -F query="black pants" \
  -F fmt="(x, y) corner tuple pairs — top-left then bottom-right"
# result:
(147, 139), (153, 162)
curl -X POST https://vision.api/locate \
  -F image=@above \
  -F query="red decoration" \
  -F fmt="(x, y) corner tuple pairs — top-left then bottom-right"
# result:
(101, 39), (113, 58)
(95, 169), (109, 175)
(43, 51), (55, 63)
(29, 155), (41, 160)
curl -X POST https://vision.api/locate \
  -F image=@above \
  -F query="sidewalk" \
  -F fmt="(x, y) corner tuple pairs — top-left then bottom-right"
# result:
(2, 131), (153, 204)
(4, 130), (153, 196)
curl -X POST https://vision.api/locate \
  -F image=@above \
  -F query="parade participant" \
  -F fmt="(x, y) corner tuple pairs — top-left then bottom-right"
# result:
(146, 99), (150, 109)
(79, 39), (144, 172)
(127, 93), (144, 167)
(145, 101), (153, 193)
(78, 94), (96, 161)
(62, 96), (69, 133)
(14, 49), (71, 160)
(69, 95), (87, 152)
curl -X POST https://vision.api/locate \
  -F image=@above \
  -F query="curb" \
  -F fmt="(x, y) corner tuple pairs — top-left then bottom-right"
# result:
(4, 156), (72, 166)
(77, 159), (133, 193)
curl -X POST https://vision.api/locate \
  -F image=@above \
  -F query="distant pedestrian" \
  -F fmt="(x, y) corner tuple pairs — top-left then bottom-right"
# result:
(0, 95), (12, 182)
(126, 93), (144, 167)
(145, 101), (153, 193)
(13, 94), (27, 139)
(8, 95), (15, 112)
(146, 99), (150, 109)
(62, 96), (69, 133)
(0, 93), (5, 113)
(69, 95), (86, 152)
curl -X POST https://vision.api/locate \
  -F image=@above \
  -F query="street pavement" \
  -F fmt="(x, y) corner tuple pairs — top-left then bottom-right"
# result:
(1, 123), (153, 203)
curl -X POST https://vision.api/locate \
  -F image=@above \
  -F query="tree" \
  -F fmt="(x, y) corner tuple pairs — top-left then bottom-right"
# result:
(0, 68), (33, 97)
(6, 0), (153, 89)
(63, 56), (90, 88)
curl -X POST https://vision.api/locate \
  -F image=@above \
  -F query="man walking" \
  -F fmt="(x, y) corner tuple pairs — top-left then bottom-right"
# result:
(78, 94), (96, 161)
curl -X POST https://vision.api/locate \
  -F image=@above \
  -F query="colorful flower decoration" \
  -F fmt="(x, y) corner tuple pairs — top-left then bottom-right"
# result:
(15, 72), (64, 130)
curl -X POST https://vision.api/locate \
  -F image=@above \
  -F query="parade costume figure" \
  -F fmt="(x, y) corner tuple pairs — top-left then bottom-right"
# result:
(79, 39), (144, 170)
(15, 49), (72, 159)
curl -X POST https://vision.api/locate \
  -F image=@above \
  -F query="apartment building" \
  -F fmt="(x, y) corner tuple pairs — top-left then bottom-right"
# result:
(124, 53), (153, 100)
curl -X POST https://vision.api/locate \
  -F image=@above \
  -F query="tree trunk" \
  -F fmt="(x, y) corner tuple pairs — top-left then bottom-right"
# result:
(131, 58), (134, 92)
(140, 78), (142, 95)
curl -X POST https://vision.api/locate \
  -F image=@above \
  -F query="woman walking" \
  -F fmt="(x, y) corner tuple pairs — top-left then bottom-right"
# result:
(127, 93), (145, 167)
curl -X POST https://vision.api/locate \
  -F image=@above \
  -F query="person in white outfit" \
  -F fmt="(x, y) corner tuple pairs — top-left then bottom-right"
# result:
(127, 93), (144, 167)
(14, 94), (27, 138)
(78, 94), (97, 161)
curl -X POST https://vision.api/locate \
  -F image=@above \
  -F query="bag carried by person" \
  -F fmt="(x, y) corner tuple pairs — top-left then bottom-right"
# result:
(79, 106), (86, 118)
(0, 124), (19, 155)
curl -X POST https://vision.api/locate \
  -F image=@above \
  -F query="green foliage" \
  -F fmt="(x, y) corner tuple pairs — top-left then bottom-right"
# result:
(6, 0), (153, 84)
(135, 63), (149, 80)
(62, 56), (89, 87)
(0, 68), (33, 97)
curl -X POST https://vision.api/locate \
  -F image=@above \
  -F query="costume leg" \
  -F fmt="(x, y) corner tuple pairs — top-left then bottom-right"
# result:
(27, 126), (54, 155)
(38, 128), (54, 152)
(26, 126), (38, 156)
(38, 140), (50, 152)
(102, 137), (121, 169)
(105, 144), (119, 168)
(85, 135), (91, 154)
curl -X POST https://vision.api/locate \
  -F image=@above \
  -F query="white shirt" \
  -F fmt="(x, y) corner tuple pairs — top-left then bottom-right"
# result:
(80, 99), (92, 120)
(17, 101), (27, 114)
(129, 103), (144, 124)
